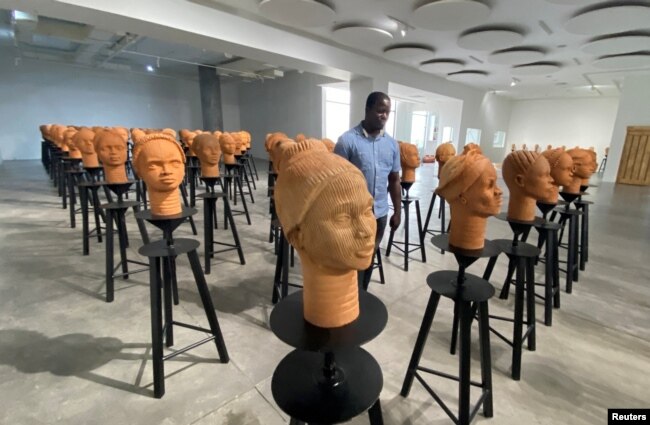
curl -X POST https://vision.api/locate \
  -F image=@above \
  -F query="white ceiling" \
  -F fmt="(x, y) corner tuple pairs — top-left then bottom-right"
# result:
(191, 0), (650, 99)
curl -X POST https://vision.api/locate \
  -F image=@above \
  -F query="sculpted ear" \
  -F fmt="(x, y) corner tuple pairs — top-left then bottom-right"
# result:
(286, 226), (303, 250)
(515, 174), (525, 187)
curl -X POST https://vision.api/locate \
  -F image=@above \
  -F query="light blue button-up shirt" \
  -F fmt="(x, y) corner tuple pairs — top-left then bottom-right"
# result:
(335, 123), (401, 219)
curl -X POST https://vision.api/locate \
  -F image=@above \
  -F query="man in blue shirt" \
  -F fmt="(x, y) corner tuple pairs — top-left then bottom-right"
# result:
(335, 91), (402, 290)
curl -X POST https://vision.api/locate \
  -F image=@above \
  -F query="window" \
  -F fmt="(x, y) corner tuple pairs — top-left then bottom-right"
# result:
(441, 126), (454, 143)
(323, 87), (350, 142)
(493, 131), (506, 148)
(465, 128), (481, 145)
(385, 101), (397, 137)
(410, 110), (428, 149)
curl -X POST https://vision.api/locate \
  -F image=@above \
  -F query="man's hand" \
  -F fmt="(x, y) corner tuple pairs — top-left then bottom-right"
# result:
(389, 212), (401, 230)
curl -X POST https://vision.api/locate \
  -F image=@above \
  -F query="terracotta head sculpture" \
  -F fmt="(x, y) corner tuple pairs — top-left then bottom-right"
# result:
(162, 128), (177, 138)
(547, 144), (553, 151)
(511, 144), (516, 152)
(502, 150), (556, 221)
(534, 144), (541, 153)
(132, 133), (186, 216)
(435, 143), (456, 178)
(265, 132), (288, 158)
(462, 143), (482, 155)
(94, 130), (129, 183)
(241, 131), (251, 151)
(212, 130), (222, 139)
(275, 140), (375, 328)
(73, 128), (98, 167)
(437, 150), (502, 250)
(399, 142), (420, 183)
(565, 148), (594, 193)
(39, 125), (51, 141)
(193, 133), (221, 177)
(113, 127), (129, 144)
(51, 125), (67, 150)
(232, 132), (244, 156)
(219, 133), (237, 165)
(64, 128), (81, 158)
(522, 143), (528, 151)
(321, 138), (335, 152)
(185, 131), (198, 156)
(295, 133), (307, 144)
(542, 148), (574, 200)
(131, 128), (147, 145)
(271, 138), (297, 173)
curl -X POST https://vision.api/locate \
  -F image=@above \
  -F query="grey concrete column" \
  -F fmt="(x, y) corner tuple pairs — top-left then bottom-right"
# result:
(198, 65), (223, 131)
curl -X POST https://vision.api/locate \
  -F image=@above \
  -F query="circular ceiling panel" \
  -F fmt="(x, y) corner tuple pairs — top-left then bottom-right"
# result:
(511, 62), (561, 75)
(258, 0), (336, 27)
(383, 44), (436, 65)
(458, 28), (524, 51)
(545, 0), (599, 5)
(488, 47), (545, 64)
(565, 4), (650, 35)
(446, 70), (489, 82)
(593, 52), (650, 69)
(419, 58), (465, 74)
(332, 25), (393, 48)
(582, 33), (650, 56)
(411, 0), (491, 32)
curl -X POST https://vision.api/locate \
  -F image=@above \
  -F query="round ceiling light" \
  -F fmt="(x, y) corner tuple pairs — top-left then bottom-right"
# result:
(332, 25), (393, 48)
(258, 0), (336, 27)
(411, 0), (491, 32)
(545, 0), (598, 4)
(419, 58), (465, 74)
(565, 4), (650, 35)
(446, 70), (489, 82)
(383, 44), (436, 65)
(592, 52), (650, 69)
(511, 61), (562, 75)
(458, 27), (524, 51)
(488, 47), (545, 64)
(582, 33), (650, 56)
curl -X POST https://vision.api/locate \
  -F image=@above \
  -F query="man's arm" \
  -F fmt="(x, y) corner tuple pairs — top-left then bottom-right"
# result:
(334, 135), (350, 160)
(388, 171), (401, 230)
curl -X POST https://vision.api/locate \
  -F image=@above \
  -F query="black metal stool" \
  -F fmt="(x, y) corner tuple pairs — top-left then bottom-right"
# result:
(533, 220), (561, 327)
(233, 156), (255, 203)
(271, 222), (301, 304)
(422, 190), (447, 254)
(386, 185), (426, 271)
(136, 208), (229, 398)
(401, 234), (496, 425)
(244, 151), (259, 181)
(79, 180), (106, 255)
(100, 183), (150, 303)
(371, 248), (386, 284)
(66, 167), (86, 228)
(186, 157), (201, 207)
(575, 199), (592, 271)
(197, 177), (245, 274)
(240, 152), (257, 190)
(60, 157), (81, 209)
(223, 164), (252, 225)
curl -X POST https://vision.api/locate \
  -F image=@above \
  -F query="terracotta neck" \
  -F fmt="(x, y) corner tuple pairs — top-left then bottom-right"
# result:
(82, 154), (99, 168)
(507, 192), (537, 222)
(563, 176), (582, 194)
(200, 165), (220, 177)
(448, 206), (487, 250)
(69, 150), (82, 159)
(437, 161), (447, 178)
(299, 253), (359, 328)
(223, 153), (236, 165)
(402, 168), (416, 183)
(148, 188), (182, 216)
(103, 165), (128, 183)
(581, 177), (590, 185)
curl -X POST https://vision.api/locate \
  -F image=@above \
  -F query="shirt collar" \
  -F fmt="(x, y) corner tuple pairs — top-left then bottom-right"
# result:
(357, 122), (384, 139)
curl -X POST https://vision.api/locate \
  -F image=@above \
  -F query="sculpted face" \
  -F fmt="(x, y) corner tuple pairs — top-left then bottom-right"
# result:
(74, 128), (96, 155)
(136, 141), (185, 192)
(219, 133), (236, 155)
(523, 156), (557, 203)
(97, 132), (127, 166)
(298, 175), (376, 270)
(551, 152), (574, 187)
(400, 143), (420, 168)
(195, 135), (222, 166)
(569, 149), (592, 179)
(463, 164), (503, 218)
(436, 143), (456, 164)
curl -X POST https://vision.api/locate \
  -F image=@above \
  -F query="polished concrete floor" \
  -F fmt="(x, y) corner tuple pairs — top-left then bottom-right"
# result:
(0, 159), (648, 425)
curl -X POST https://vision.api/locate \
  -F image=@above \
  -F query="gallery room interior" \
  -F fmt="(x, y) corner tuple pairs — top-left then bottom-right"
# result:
(0, 0), (648, 424)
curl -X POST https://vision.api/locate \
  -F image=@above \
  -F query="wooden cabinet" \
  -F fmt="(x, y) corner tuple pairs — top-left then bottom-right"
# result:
(616, 126), (650, 186)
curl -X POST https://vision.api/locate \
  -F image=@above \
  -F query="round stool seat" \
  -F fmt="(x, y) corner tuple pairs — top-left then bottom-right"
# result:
(535, 221), (561, 231)
(100, 200), (140, 210)
(402, 196), (420, 202)
(196, 191), (226, 200)
(426, 270), (495, 302)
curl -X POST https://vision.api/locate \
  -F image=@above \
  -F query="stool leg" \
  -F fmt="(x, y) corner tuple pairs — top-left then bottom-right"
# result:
(458, 299), (473, 425)
(416, 200), (426, 263)
(579, 206), (587, 271)
(281, 237), (290, 298)
(450, 302), (459, 355)
(512, 256), (525, 380)
(81, 186), (89, 255)
(236, 176), (252, 225)
(478, 301), (493, 418)
(499, 257), (516, 300)
(376, 248), (385, 284)
(552, 231), (561, 309)
(189, 169), (196, 207)
(272, 233), (284, 304)
(385, 227), (395, 257)
(133, 205), (150, 245)
(187, 249), (229, 362)
(572, 214), (579, 282)
(422, 193), (436, 237)
(204, 200), (212, 274)
(224, 197), (245, 265)
(584, 204), (589, 264)
(544, 229), (553, 326)
(403, 202), (410, 271)
(105, 208), (114, 303)
(117, 211), (129, 280)
(565, 216), (575, 294)
(163, 257), (174, 347)
(400, 291), (441, 397)
(149, 257), (165, 398)
(69, 174), (76, 228)
(525, 257), (536, 351)
(368, 399), (384, 425)
(92, 189), (104, 242)
(482, 256), (498, 281)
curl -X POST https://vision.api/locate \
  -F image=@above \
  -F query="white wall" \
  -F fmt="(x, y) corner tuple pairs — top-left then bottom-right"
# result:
(603, 75), (650, 182)
(0, 47), (202, 160)
(473, 92), (513, 163)
(507, 96), (619, 161)
(237, 71), (339, 158)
